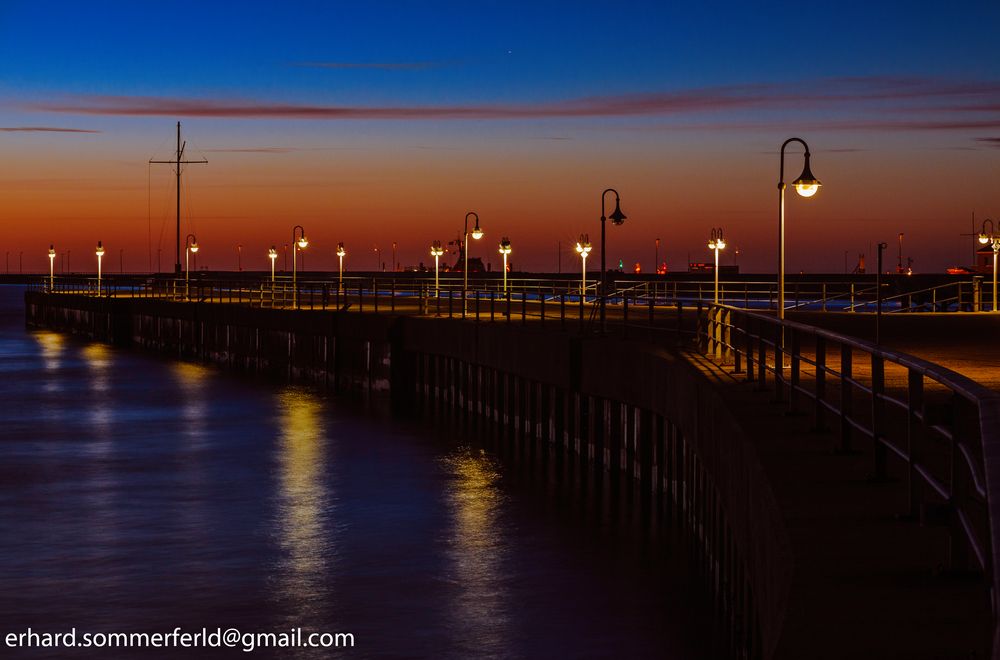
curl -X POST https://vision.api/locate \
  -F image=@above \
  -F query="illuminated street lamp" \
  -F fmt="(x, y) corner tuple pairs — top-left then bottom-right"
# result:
(979, 218), (1000, 312)
(337, 242), (346, 292)
(95, 241), (105, 296)
(292, 225), (308, 308)
(575, 234), (592, 298)
(430, 241), (445, 297)
(185, 233), (198, 300)
(777, 137), (821, 319)
(599, 189), (626, 331)
(708, 228), (726, 304)
(268, 245), (278, 282)
(463, 211), (483, 313)
(47, 244), (56, 291)
(498, 237), (512, 292)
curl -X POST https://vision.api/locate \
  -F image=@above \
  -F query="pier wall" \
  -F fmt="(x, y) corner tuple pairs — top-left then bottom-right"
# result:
(25, 291), (791, 659)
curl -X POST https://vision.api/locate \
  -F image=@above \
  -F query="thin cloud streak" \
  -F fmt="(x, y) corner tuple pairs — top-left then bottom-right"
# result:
(26, 76), (1000, 124)
(0, 126), (100, 133)
(974, 137), (1000, 148)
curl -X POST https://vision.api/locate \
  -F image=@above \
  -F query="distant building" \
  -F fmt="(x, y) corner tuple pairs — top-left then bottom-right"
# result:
(688, 262), (739, 274)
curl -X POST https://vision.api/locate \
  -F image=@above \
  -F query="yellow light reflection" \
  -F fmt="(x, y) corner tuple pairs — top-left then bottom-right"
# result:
(444, 448), (509, 652)
(33, 331), (65, 375)
(82, 342), (112, 451)
(276, 386), (332, 618)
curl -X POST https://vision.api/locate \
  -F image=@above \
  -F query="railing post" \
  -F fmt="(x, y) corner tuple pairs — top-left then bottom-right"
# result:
(814, 336), (826, 431)
(849, 283), (856, 312)
(521, 292), (526, 325)
(840, 344), (853, 453)
(491, 291), (495, 322)
(475, 290), (480, 321)
(773, 323), (784, 402)
(788, 329), (800, 414)
(906, 369), (923, 519)
(373, 277), (379, 313)
(821, 283), (827, 312)
(871, 353), (887, 480)
(540, 291), (545, 326)
(506, 291), (511, 323)
(622, 291), (629, 339)
(560, 293), (566, 330)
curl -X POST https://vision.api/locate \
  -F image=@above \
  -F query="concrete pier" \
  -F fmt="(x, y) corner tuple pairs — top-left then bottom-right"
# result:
(25, 290), (996, 659)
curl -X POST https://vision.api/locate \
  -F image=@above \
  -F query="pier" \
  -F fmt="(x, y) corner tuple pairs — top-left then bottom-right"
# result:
(24, 272), (1000, 659)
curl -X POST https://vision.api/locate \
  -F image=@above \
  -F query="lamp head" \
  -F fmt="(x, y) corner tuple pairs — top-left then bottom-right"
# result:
(430, 240), (443, 257)
(792, 152), (821, 198)
(269, 246), (277, 259)
(708, 240), (716, 250)
(471, 221), (484, 240)
(48, 245), (55, 257)
(498, 237), (511, 255)
(337, 242), (347, 258)
(95, 241), (104, 257)
(608, 197), (627, 225)
(297, 236), (309, 249)
(189, 242), (199, 254)
(717, 239), (726, 250)
(980, 233), (990, 245)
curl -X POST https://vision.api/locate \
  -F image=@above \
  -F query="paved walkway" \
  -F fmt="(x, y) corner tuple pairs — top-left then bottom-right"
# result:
(685, 347), (993, 659)
(790, 310), (1000, 392)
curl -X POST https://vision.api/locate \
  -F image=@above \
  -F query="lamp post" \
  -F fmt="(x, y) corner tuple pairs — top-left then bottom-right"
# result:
(979, 219), (1000, 312)
(599, 189), (626, 332)
(463, 211), (483, 313)
(185, 233), (198, 300)
(430, 241), (444, 297)
(268, 246), (277, 282)
(95, 241), (105, 296)
(374, 245), (381, 272)
(708, 228), (727, 304)
(655, 237), (660, 274)
(777, 138), (821, 320)
(237, 244), (243, 272)
(337, 243), (346, 291)
(48, 245), (56, 291)
(498, 237), (512, 292)
(392, 241), (397, 272)
(575, 234), (592, 299)
(292, 226), (308, 308)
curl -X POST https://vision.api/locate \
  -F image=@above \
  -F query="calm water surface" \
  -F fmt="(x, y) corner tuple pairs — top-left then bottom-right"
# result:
(0, 286), (711, 658)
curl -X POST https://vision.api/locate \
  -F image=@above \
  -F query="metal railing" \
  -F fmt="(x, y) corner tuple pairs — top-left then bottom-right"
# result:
(699, 302), (1000, 638)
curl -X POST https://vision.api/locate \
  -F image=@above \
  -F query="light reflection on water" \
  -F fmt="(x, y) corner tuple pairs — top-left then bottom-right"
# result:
(443, 449), (510, 658)
(274, 387), (336, 629)
(0, 286), (710, 659)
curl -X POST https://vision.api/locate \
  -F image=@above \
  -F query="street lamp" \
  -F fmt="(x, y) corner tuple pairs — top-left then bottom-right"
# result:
(575, 234), (592, 299)
(599, 189), (626, 332)
(979, 219), (999, 312)
(337, 242), (346, 291)
(292, 225), (308, 308)
(777, 137), (821, 320)
(268, 245), (278, 282)
(95, 241), (105, 296)
(708, 228), (727, 304)
(498, 237), (512, 292)
(237, 244), (243, 272)
(374, 245), (381, 272)
(48, 244), (56, 291)
(463, 211), (483, 313)
(185, 233), (198, 300)
(430, 241), (445, 298)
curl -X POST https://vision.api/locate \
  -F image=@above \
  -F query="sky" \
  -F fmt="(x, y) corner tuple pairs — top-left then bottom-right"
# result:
(1, 0), (998, 274)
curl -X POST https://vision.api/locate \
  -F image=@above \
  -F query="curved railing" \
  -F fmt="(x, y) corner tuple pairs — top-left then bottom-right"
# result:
(699, 302), (1000, 654)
